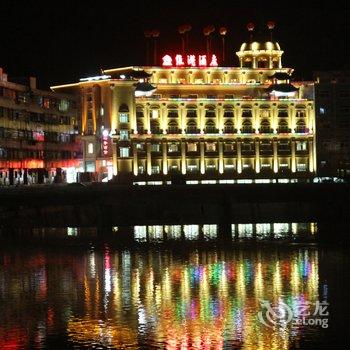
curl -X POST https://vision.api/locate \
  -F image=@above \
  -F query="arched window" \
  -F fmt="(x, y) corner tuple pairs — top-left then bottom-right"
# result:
(119, 103), (129, 123)
(186, 120), (198, 134)
(224, 120), (235, 134)
(168, 120), (179, 134)
(241, 120), (253, 133)
(150, 120), (160, 134)
(260, 119), (271, 133)
(295, 120), (306, 133)
(137, 121), (144, 134)
(205, 120), (217, 133)
(278, 120), (289, 133)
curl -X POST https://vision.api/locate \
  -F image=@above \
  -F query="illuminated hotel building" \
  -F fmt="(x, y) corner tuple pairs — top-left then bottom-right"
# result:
(52, 27), (316, 184)
(0, 68), (82, 185)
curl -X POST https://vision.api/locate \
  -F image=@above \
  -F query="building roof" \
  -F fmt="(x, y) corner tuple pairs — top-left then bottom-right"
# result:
(134, 82), (156, 92)
(109, 69), (152, 80)
(268, 72), (291, 80)
(239, 41), (281, 52)
(267, 83), (299, 93)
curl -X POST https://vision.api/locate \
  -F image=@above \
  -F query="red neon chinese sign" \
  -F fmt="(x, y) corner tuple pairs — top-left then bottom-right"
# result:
(162, 54), (218, 67)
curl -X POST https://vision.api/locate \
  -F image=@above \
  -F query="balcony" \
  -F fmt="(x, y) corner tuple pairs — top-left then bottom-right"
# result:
(186, 128), (200, 134)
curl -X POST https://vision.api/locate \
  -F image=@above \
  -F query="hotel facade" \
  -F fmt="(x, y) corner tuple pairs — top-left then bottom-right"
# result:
(52, 31), (316, 184)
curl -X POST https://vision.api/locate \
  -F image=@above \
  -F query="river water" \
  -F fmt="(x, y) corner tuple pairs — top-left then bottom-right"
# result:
(0, 227), (348, 349)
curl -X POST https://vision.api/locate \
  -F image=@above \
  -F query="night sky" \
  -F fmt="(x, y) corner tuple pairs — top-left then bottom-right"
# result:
(1, 0), (349, 89)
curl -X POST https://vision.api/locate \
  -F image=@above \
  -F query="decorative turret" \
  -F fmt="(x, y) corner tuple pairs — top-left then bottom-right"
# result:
(236, 22), (283, 69)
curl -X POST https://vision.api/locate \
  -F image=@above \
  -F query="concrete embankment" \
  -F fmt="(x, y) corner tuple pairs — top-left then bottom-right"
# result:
(0, 183), (349, 230)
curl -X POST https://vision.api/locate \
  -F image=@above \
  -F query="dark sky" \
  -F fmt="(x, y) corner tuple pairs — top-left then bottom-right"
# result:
(1, 0), (349, 89)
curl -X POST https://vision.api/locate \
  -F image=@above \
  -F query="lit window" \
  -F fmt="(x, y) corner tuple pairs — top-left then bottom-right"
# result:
(88, 143), (94, 154)
(138, 165), (144, 174)
(187, 165), (198, 172)
(100, 105), (104, 116)
(119, 113), (129, 123)
(152, 109), (159, 119)
(296, 141), (307, 151)
(224, 143), (234, 151)
(168, 143), (179, 152)
(58, 99), (69, 112)
(120, 130), (129, 140)
(297, 163), (307, 172)
(151, 165), (160, 174)
(120, 147), (129, 157)
(151, 143), (160, 152)
(206, 142), (216, 152)
(136, 143), (144, 150)
(279, 163), (289, 168)
(187, 142), (197, 152)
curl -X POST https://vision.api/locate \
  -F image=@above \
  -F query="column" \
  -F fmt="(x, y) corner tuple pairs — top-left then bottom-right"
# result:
(112, 141), (118, 175)
(253, 105), (259, 133)
(198, 105), (205, 133)
(268, 56), (273, 69)
(145, 105), (151, 134)
(237, 138), (242, 174)
(308, 139), (314, 173)
(217, 105), (223, 133)
(206, 71), (211, 84)
(291, 138), (296, 172)
(235, 105), (241, 134)
(252, 56), (257, 69)
(133, 142), (138, 176)
(181, 139), (186, 174)
(218, 139), (224, 174)
(146, 141), (152, 175)
(180, 105), (186, 134)
(255, 138), (260, 173)
(273, 138), (278, 173)
(162, 139), (168, 175)
(271, 104), (277, 133)
(200, 139), (205, 174)
(289, 105), (295, 133)
(160, 106), (167, 134)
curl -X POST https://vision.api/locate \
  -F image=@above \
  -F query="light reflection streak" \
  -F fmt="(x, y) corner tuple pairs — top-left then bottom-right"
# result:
(0, 247), (321, 350)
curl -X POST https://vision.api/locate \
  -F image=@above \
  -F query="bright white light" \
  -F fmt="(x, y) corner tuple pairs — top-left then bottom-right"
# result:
(79, 75), (111, 82)
(102, 129), (109, 137)
(272, 90), (296, 97)
(135, 90), (156, 97)
(120, 74), (126, 79)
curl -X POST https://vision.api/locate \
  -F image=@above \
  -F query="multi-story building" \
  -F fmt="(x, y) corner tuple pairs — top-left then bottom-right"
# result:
(314, 70), (350, 177)
(0, 68), (82, 185)
(52, 29), (316, 184)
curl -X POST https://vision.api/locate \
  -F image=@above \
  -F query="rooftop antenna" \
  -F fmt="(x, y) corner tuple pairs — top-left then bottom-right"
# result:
(144, 30), (152, 65)
(219, 27), (228, 64)
(151, 29), (160, 66)
(247, 22), (255, 43)
(178, 24), (191, 56)
(203, 25), (215, 58)
(267, 21), (275, 41)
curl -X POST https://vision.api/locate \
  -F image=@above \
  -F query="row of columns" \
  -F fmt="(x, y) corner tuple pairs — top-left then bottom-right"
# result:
(115, 138), (315, 176)
(138, 104), (314, 135)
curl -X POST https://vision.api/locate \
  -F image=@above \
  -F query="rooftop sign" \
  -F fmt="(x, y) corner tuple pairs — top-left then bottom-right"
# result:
(162, 54), (218, 67)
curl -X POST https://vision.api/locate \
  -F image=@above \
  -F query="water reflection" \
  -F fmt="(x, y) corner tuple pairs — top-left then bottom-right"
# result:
(0, 222), (317, 243)
(0, 246), (331, 349)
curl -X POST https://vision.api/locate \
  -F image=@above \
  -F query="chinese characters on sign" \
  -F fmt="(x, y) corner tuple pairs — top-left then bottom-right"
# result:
(102, 130), (109, 156)
(162, 54), (219, 67)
